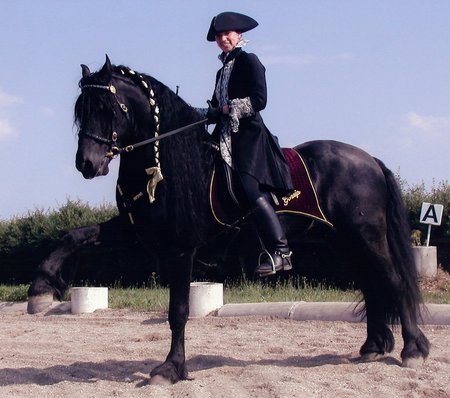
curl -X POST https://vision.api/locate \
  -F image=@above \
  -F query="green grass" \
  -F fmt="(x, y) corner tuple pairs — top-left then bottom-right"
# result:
(0, 284), (29, 301)
(109, 286), (169, 311)
(421, 291), (450, 305)
(1, 279), (448, 311)
(223, 278), (360, 304)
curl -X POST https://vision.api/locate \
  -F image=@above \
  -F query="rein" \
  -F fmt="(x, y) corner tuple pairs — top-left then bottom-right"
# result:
(106, 118), (208, 157)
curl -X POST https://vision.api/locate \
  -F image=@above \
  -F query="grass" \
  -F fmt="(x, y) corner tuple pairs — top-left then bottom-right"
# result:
(2, 278), (449, 311)
(223, 278), (360, 304)
(421, 291), (450, 305)
(106, 279), (362, 311)
(0, 284), (29, 302)
(109, 286), (169, 311)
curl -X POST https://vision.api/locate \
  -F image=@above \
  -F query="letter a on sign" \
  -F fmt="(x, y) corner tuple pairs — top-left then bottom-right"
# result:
(420, 202), (444, 226)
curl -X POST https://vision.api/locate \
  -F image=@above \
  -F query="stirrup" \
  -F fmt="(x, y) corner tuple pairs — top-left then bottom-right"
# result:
(256, 250), (279, 276)
(255, 249), (293, 277)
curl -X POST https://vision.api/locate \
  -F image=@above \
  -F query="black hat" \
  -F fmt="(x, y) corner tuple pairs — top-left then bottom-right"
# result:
(207, 12), (258, 41)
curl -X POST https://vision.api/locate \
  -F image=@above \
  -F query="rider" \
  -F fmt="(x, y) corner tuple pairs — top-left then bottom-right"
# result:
(203, 11), (294, 276)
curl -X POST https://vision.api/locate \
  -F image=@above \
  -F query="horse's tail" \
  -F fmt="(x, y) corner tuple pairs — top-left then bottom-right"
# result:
(374, 158), (423, 322)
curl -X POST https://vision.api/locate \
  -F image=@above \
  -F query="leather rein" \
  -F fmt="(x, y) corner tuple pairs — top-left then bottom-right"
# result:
(106, 118), (208, 158)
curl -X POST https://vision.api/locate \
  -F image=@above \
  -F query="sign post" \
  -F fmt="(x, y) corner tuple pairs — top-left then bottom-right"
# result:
(419, 202), (444, 246)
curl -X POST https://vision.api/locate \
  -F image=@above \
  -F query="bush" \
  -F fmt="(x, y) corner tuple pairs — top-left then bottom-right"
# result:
(398, 177), (450, 241)
(398, 176), (449, 270)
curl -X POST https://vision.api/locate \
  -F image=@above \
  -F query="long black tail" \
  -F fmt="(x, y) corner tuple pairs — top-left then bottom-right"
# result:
(374, 158), (422, 322)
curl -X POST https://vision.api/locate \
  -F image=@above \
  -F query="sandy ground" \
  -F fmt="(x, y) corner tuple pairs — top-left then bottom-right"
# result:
(0, 306), (449, 398)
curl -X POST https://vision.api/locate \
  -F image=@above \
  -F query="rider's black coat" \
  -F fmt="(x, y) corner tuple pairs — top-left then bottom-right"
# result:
(209, 48), (293, 195)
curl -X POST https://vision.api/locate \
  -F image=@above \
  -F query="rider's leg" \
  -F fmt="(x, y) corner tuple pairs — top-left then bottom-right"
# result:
(238, 173), (292, 276)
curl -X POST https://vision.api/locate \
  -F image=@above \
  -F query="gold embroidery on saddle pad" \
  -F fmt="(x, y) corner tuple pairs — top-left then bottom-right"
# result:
(276, 149), (332, 227)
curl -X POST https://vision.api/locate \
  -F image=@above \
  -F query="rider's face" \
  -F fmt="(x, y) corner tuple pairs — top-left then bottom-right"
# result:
(215, 31), (242, 53)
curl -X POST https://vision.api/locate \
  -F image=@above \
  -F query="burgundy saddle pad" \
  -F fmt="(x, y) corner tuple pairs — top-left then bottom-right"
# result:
(209, 148), (332, 227)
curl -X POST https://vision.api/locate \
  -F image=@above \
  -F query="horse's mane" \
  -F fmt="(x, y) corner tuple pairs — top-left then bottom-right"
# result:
(113, 65), (214, 246)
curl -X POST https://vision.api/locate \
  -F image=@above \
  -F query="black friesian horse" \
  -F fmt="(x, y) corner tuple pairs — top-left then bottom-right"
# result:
(28, 56), (429, 383)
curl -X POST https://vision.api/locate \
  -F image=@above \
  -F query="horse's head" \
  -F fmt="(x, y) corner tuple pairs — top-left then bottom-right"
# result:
(74, 55), (140, 179)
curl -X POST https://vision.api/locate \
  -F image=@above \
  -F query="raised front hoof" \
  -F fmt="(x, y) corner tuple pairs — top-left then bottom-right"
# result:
(27, 294), (54, 314)
(402, 356), (425, 369)
(150, 361), (188, 385)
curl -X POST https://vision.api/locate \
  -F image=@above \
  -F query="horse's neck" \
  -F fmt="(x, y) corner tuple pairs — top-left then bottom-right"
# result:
(116, 147), (154, 190)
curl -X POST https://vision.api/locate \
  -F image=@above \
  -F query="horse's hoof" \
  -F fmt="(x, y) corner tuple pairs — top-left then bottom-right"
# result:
(150, 361), (186, 384)
(27, 294), (53, 314)
(359, 352), (383, 362)
(149, 375), (173, 385)
(402, 356), (424, 369)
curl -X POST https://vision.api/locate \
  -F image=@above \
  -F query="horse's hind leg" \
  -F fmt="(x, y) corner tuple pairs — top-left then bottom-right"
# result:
(357, 237), (429, 367)
(398, 305), (430, 368)
(346, 237), (394, 361)
(359, 276), (396, 361)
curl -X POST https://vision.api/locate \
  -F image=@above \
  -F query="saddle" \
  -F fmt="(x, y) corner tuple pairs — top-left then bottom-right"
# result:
(209, 148), (333, 227)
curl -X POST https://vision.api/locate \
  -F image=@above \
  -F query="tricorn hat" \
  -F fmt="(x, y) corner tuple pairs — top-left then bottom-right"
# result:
(207, 12), (258, 41)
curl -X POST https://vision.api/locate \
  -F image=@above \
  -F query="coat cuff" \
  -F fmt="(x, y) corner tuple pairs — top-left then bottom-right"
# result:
(229, 97), (255, 132)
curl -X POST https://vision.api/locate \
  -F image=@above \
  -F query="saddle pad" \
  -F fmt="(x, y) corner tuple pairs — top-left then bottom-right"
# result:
(275, 148), (332, 226)
(209, 148), (332, 227)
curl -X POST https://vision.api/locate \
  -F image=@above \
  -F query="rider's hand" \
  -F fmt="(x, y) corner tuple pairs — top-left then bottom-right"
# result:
(206, 101), (222, 124)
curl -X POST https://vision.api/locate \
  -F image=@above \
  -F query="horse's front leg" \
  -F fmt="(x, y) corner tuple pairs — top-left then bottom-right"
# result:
(150, 249), (194, 384)
(27, 216), (124, 314)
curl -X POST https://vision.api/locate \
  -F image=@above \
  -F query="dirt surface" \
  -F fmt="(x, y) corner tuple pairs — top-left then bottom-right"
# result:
(0, 304), (449, 398)
(0, 268), (448, 397)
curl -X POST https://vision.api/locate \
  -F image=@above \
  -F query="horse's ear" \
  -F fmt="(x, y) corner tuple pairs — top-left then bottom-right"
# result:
(98, 54), (112, 83)
(81, 64), (91, 78)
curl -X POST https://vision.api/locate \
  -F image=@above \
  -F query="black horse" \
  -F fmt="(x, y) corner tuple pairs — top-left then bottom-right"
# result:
(28, 56), (429, 383)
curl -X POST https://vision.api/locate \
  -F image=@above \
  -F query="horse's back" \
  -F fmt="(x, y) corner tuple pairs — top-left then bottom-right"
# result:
(294, 140), (380, 169)
(294, 140), (389, 225)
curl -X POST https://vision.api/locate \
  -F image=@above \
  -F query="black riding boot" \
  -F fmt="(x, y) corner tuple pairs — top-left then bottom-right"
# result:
(253, 196), (292, 277)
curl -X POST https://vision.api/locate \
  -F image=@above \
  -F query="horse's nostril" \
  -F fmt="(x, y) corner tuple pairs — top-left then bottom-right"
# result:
(76, 158), (96, 179)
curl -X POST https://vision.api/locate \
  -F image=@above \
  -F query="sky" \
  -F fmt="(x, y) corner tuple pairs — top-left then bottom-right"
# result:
(1, 0), (449, 220)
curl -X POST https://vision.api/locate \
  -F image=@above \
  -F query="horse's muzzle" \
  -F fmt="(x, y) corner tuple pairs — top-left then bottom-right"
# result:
(76, 151), (109, 179)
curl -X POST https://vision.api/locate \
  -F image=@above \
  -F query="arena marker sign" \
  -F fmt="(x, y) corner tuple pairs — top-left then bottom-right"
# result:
(420, 202), (444, 246)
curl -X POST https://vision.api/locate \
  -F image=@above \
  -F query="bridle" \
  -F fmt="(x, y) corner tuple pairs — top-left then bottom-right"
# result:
(78, 67), (207, 204)
(79, 69), (207, 157)
(79, 79), (134, 158)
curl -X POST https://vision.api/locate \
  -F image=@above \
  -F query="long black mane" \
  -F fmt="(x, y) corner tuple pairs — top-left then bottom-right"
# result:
(75, 64), (215, 247)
